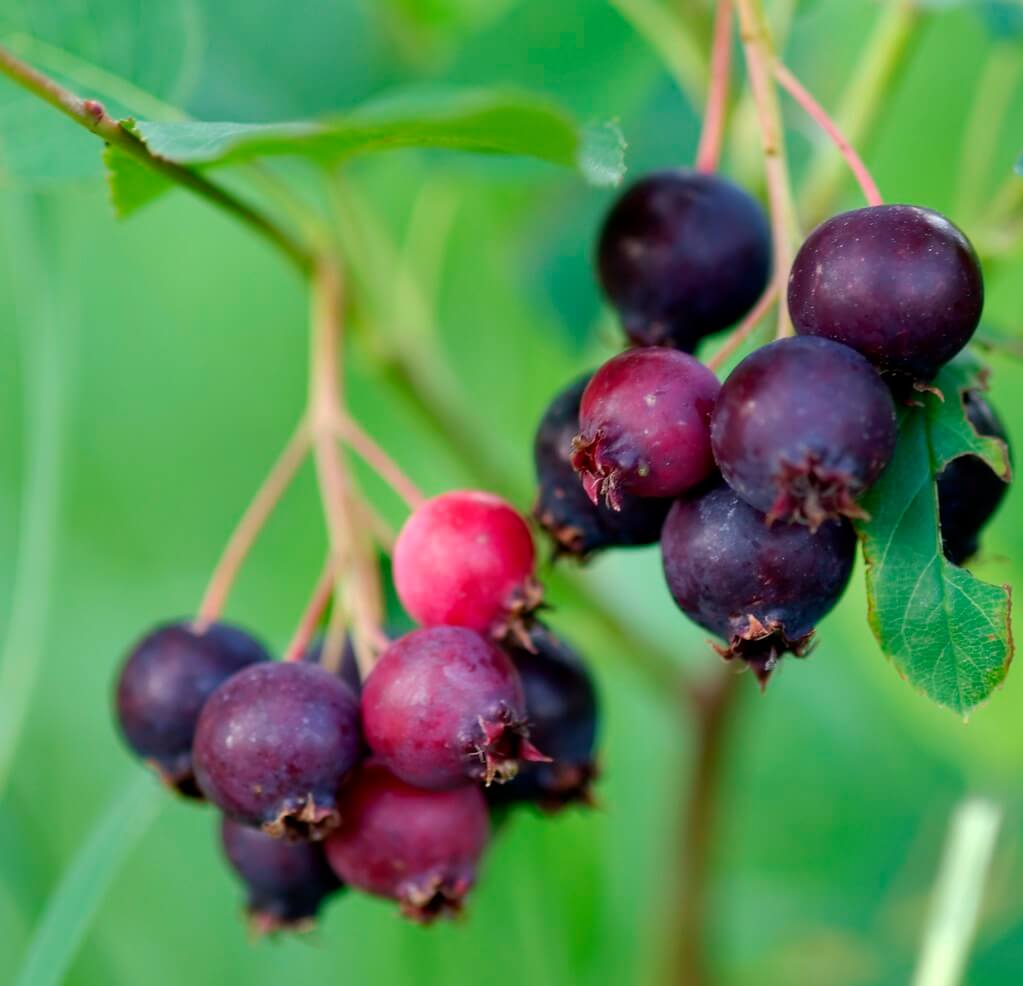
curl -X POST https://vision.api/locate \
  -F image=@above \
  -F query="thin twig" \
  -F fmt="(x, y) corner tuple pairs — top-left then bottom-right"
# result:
(338, 414), (425, 510)
(773, 60), (883, 208)
(706, 282), (778, 372)
(195, 421), (311, 629)
(695, 0), (734, 173)
(282, 560), (336, 663)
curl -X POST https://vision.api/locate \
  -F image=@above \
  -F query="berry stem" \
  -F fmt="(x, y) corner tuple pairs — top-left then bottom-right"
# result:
(734, 0), (799, 338)
(195, 421), (311, 630)
(283, 560), (335, 663)
(772, 60), (883, 208)
(694, 0), (734, 174)
(706, 282), (778, 372)
(337, 415), (425, 510)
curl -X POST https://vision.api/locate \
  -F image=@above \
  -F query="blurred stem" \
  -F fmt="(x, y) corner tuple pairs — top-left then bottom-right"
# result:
(706, 283), (777, 372)
(664, 668), (744, 986)
(734, 0), (799, 337)
(0, 43), (314, 275)
(695, 0), (734, 173)
(798, 0), (921, 225)
(283, 559), (335, 662)
(337, 414), (425, 510)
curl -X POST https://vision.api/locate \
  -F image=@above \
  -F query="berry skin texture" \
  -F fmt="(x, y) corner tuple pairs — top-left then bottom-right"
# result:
(597, 170), (772, 350)
(393, 491), (539, 638)
(938, 390), (1011, 566)
(711, 337), (897, 528)
(361, 626), (547, 790)
(325, 761), (490, 923)
(534, 374), (671, 557)
(661, 482), (856, 684)
(220, 816), (342, 935)
(114, 621), (269, 796)
(571, 348), (720, 509)
(487, 625), (599, 811)
(788, 204), (984, 380)
(193, 661), (362, 840)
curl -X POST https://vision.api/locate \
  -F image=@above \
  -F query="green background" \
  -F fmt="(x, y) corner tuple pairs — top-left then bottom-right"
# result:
(2, 1), (1023, 984)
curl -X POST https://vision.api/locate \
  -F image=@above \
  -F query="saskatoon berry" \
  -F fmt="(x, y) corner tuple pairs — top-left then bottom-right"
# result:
(193, 661), (361, 840)
(361, 626), (546, 790)
(937, 390), (1011, 566)
(114, 621), (268, 796)
(661, 482), (856, 684)
(572, 348), (720, 509)
(597, 170), (772, 350)
(711, 336), (897, 528)
(325, 761), (490, 923)
(788, 204), (983, 380)
(534, 374), (671, 557)
(393, 491), (539, 637)
(488, 625), (599, 811)
(220, 816), (342, 934)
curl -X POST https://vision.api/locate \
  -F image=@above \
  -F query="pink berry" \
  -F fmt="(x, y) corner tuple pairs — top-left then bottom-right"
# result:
(361, 626), (547, 789)
(325, 761), (490, 923)
(393, 490), (539, 635)
(571, 348), (720, 509)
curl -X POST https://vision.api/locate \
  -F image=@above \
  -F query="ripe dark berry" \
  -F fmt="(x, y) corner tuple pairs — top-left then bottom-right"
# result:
(788, 204), (983, 380)
(220, 816), (342, 934)
(488, 625), (598, 811)
(938, 390), (1011, 566)
(534, 374), (671, 557)
(661, 482), (856, 684)
(597, 170), (772, 350)
(193, 661), (361, 839)
(572, 348), (720, 509)
(325, 761), (490, 923)
(393, 491), (539, 637)
(362, 626), (546, 790)
(114, 621), (268, 796)
(711, 337), (897, 528)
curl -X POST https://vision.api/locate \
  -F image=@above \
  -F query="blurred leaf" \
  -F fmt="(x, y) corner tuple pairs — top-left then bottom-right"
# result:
(858, 356), (1013, 716)
(103, 145), (169, 217)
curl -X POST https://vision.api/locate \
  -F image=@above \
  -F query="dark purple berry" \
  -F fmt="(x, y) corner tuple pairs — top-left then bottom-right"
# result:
(220, 816), (342, 934)
(661, 482), (856, 684)
(193, 661), (362, 840)
(789, 204), (983, 380)
(938, 390), (1011, 565)
(572, 348), (720, 509)
(711, 337), (897, 528)
(325, 761), (490, 923)
(488, 625), (599, 811)
(597, 170), (772, 350)
(534, 374), (671, 557)
(114, 621), (269, 796)
(361, 626), (547, 790)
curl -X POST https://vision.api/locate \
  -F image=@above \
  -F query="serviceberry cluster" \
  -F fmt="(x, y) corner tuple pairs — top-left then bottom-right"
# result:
(115, 491), (599, 930)
(535, 171), (1010, 685)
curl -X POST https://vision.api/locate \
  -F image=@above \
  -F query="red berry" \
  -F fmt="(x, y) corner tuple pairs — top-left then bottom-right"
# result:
(361, 626), (547, 790)
(325, 761), (490, 923)
(571, 348), (720, 509)
(393, 491), (539, 636)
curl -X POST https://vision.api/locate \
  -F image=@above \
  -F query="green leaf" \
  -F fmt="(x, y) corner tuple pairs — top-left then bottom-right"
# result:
(858, 355), (1013, 716)
(103, 144), (169, 218)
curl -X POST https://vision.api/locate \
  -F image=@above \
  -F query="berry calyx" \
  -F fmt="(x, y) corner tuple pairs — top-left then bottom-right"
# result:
(220, 816), (342, 935)
(571, 348), (720, 509)
(788, 204), (984, 381)
(488, 625), (599, 811)
(361, 626), (547, 790)
(325, 761), (490, 923)
(661, 482), (856, 684)
(534, 374), (671, 558)
(710, 336), (897, 528)
(114, 621), (269, 796)
(193, 661), (362, 839)
(393, 491), (540, 640)
(597, 170), (772, 350)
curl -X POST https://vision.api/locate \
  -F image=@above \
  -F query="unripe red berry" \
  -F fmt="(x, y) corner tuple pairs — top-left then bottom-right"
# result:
(325, 761), (490, 923)
(393, 491), (539, 637)
(361, 626), (547, 790)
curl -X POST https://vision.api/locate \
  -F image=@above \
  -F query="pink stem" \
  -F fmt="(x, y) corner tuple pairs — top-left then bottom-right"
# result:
(283, 560), (335, 662)
(706, 282), (779, 371)
(695, 0), (734, 173)
(337, 415), (425, 511)
(773, 60), (883, 208)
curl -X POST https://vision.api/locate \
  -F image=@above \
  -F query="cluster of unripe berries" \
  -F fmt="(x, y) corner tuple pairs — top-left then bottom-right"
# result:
(115, 492), (597, 931)
(536, 169), (1009, 682)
